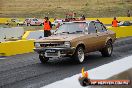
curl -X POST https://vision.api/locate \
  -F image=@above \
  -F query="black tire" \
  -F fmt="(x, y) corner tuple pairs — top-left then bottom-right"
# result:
(27, 23), (31, 26)
(39, 54), (49, 63)
(73, 47), (85, 63)
(101, 40), (113, 57)
(40, 23), (43, 26)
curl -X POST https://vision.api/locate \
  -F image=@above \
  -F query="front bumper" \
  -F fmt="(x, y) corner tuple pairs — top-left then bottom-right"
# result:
(34, 47), (76, 58)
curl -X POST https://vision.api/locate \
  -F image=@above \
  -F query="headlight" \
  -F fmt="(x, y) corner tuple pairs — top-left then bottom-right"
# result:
(34, 43), (40, 48)
(64, 41), (71, 47)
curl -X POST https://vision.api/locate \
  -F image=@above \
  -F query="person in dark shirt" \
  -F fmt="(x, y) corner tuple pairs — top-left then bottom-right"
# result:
(81, 15), (85, 20)
(127, 10), (131, 17)
(43, 16), (52, 37)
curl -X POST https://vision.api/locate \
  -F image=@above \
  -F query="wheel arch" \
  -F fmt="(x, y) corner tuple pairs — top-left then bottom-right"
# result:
(76, 43), (85, 50)
(105, 37), (112, 45)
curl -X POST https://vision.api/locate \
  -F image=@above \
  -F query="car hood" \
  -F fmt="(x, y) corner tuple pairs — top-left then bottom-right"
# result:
(36, 34), (84, 42)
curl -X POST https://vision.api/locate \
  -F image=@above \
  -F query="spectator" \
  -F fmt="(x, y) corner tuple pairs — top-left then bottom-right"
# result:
(56, 22), (60, 29)
(81, 15), (85, 20)
(112, 17), (118, 27)
(127, 10), (130, 17)
(43, 16), (52, 37)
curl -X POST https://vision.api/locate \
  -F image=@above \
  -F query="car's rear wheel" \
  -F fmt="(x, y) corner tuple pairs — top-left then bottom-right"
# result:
(73, 47), (85, 63)
(39, 54), (49, 63)
(101, 40), (113, 57)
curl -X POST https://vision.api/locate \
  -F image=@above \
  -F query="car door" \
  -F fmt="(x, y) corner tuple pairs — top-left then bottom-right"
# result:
(95, 22), (108, 49)
(34, 19), (39, 25)
(84, 21), (100, 52)
(32, 19), (38, 25)
(36, 19), (41, 25)
(33, 19), (37, 25)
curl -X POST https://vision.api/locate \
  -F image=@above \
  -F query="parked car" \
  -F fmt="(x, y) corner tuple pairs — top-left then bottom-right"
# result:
(118, 21), (132, 26)
(24, 18), (43, 26)
(5, 18), (24, 26)
(52, 19), (63, 26)
(34, 21), (116, 63)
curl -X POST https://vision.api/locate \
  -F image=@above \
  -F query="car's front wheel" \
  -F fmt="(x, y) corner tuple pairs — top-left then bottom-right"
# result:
(101, 40), (113, 57)
(73, 47), (85, 63)
(40, 23), (43, 26)
(27, 23), (31, 26)
(39, 54), (49, 63)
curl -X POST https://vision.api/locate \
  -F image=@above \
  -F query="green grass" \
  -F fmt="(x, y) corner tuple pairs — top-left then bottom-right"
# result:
(0, 0), (132, 18)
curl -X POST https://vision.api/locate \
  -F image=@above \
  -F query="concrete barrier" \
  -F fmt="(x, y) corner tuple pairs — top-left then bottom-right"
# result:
(22, 30), (44, 40)
(0, 29), (5, 42)
(0, 27), (24, 42)
(86, 17), (132, 24)
(0, 18), (10, 24)
(0, 18), (25, 24)
(4, 27), (24, 39)
(22, 30), (55, 40)
(107, 26), (132, 38)
(0, 40), (34, 56)
(0, 17), (131, 24)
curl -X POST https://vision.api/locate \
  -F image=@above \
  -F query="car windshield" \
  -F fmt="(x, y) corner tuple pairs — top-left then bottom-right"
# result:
(54, 23), (87, 34)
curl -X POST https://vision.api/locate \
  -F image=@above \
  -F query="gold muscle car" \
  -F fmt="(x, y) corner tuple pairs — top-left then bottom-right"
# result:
(34, 21), (116, 63)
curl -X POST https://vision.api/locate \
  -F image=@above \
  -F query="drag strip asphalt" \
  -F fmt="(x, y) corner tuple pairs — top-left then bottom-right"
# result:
(0, 37), (132, 88)
(42, 55), (132, 88)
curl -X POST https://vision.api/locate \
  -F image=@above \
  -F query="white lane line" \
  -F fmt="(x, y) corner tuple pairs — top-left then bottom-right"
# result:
(42, 55), (132, 88)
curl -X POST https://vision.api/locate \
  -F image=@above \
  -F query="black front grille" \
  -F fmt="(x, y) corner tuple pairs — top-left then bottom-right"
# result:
(40, 43), (62, 47)
(46, 52), (58, 56)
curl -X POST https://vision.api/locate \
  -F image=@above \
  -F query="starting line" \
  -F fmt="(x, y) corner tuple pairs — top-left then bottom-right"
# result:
(42, 55), (132, 88)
